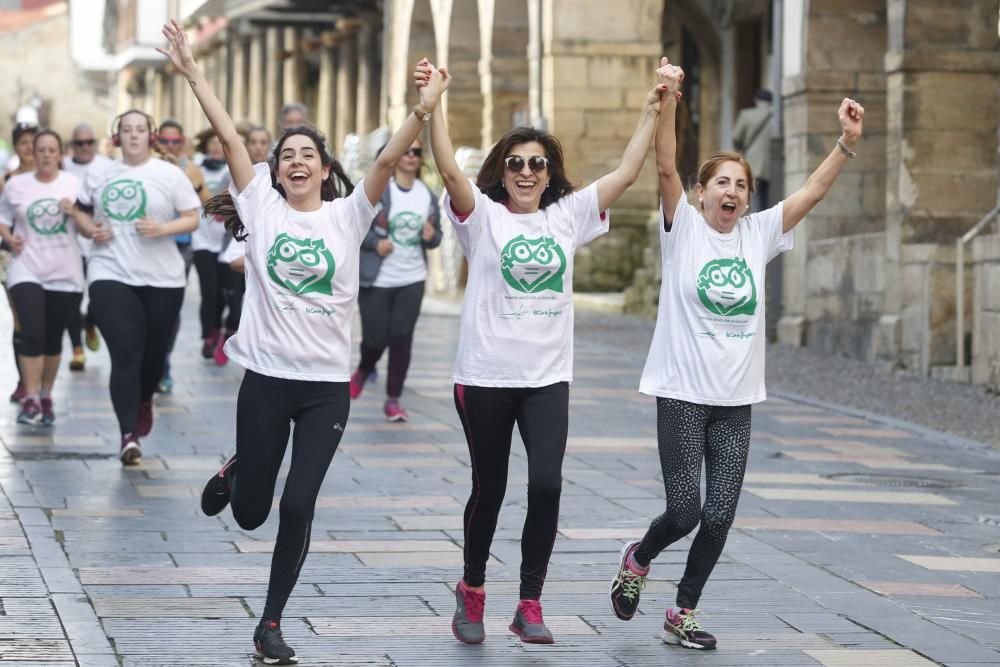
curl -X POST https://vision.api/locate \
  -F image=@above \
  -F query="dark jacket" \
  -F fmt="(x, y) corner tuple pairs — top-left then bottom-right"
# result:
(359, 179), (442, 288)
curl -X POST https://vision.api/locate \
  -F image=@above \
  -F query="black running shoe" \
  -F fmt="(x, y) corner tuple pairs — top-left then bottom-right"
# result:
(254, 620), (298, 665)
(664, 608), (717, 649)
(200, 454), (236, 517)
(610, 540), (648, 620)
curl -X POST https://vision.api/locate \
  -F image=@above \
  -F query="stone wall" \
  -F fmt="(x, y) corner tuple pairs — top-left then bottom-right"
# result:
(972, 233), (1000, 390)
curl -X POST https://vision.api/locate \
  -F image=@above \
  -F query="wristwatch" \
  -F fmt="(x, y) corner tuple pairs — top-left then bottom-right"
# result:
(413, 104), (432, 123)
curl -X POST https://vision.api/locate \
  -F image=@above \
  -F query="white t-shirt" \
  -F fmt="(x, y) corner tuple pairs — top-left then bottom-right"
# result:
(218, 237), (245, 265)
(639, 197), (792, 405)
(80, 158), (201, 288)
(62, 154), (111, 258)
(445, 179), (609, 387)
(373, 179), (431, 288)
(0, 171), (84, 292)
(223, 163), (377, 381)
(192, 163), (231, 253)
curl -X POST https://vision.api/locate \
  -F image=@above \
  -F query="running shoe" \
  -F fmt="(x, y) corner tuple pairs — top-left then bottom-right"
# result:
(157, 374), (173, 394)
(610, 540), (648, 620)
(84, 323), (100, 351)
(663, 608), (716, 649)
(137, 401), (154, 437)
(16, 397), (41, 425)
(68, 349), (86, 372)
(9, 381), (25, 403)
(200, 454), (236, 517)
(349, 368), (366, 400)
(452, 580), (485, 644)
(40, 397), (55, 427)
(253, 620), (298, 665)
(384, 397), (409, 422)
(509, 599), (554, 644)
(213, 333), (230, 366)
(119, 433), (142, 465)
(201, 330), (220, 359)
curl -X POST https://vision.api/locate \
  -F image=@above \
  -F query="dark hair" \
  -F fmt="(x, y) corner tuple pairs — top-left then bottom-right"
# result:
(158, 119), (184, 135)
(205, 125), (354, 241)
(33, 129), (62, 152)
(194, 128), (218, 155)
(476, 126), (574, 209)
(12, 123), (37, 145)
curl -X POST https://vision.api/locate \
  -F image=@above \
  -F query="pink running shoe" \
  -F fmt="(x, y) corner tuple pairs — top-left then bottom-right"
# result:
(509, 599), (554, 644)
(349, 369), (366, 400)
(452, 580), (485, 644)
(137, 400), (154, 437)
(213, 333), (230, 366)
(9, 381), (26, 403)
(40, 397), (55, 427)
(384, 397), (408, 422)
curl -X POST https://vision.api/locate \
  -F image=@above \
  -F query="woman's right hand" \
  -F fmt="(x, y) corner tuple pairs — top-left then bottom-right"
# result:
(8, 235), (24, 255)
(656, 56), (684, 102)
(376, 238), (394, 257)
(414, 58), (449, 111)
(92, 224), (114, 245)
(158, 20), (199, 79)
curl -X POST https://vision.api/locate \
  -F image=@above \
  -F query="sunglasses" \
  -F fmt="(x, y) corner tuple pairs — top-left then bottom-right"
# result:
(72, 139), (96, 147)
(405, 147), (422, 158)
(159, 138), (184, 146)
(504, 155), (549, 173)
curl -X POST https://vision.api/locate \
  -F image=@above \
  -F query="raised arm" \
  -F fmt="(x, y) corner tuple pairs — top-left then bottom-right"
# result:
(158, 20), (254, 193)
(592, 79), (664, 212)
(781, 98), (864, 233)
(653, 57), (685, 228)
(363, 60), (446, 206)
(416, 59), (474, 214)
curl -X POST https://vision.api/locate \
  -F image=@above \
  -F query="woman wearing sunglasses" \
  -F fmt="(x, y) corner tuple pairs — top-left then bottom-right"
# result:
(416, 58), (667, 645)
(352, 138), (441, 421)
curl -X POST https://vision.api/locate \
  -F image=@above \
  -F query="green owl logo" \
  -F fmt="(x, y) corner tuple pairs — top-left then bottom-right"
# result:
(696, 257), (757, 317)
(266, 232), (336, 296)
(25, 198), (67, 235)
(500, 234), (567, 294)
(388, 211), (424, 247)
(101, 179), (147, 223)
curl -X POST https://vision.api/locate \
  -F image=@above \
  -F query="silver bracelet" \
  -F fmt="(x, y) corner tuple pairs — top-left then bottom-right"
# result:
(836, 137), (856, 159)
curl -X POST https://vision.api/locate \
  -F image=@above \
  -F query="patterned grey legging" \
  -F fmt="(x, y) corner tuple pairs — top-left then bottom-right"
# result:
(634, 397), (752, 609)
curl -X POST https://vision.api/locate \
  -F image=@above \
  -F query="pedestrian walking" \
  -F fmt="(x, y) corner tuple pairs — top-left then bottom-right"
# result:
(158, 20), (443, 665)
(0, 130), (84, 426)
(351, 138), (441, 421)
(608, 58), (864, 650)
(416, 57), (665, 645)
(64, 109), (200, 464)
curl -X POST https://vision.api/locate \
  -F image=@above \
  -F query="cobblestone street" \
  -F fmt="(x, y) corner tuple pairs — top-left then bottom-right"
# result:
(1, 297), (999, 666)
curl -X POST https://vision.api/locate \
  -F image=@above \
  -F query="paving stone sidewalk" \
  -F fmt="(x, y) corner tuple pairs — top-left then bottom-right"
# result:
(1, 298), (999, 666)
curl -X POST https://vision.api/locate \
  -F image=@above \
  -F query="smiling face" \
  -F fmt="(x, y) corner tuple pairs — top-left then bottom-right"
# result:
(275, 133), (329, 209)
(502, 141), (549, 214)
(33, 134), (61, 178)
(118, 112), (153, 162)
(246, 129), (271, 164)
(696, 160), (750, 234)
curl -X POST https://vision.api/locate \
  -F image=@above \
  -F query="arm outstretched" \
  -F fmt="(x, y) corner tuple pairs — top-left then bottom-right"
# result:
(653, 57), (685, 229)
(416, 59), (474, 215)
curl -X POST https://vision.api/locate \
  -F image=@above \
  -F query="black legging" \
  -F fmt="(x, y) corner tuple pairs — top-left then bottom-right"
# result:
(453, 382), (568, 601)
(193, 250), (230, 338)
(232, 370), (350, 622)
(9, 284), (82, 356)
(220, 263), (243, 331)
(357, 281), (424, 398)
(88, 281), (184, 435)
(634, 397), (752, 610)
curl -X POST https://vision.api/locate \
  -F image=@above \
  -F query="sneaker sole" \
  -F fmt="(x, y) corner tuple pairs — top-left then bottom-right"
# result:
(451, 619), (485, 644)
(119, 443), (142, 465)
(508, 623), (554, 644)
(385, 414), (408, 422)
(254, 649), (299, 665)
(662, 630), (715, 650)
(609, 540), (641, 621)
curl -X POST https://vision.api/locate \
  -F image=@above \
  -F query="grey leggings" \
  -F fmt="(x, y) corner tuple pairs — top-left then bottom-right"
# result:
(634, 397), (752, 609)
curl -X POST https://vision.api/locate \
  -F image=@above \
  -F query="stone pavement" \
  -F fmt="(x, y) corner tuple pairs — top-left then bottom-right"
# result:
(1, 297), (999, 666)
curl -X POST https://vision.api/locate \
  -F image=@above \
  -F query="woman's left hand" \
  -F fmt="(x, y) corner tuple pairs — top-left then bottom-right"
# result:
(838, 98), (864, 146)
(158, 20), (199, 79)
(421, 221), (434, 242)
(134, 218), (164, 239)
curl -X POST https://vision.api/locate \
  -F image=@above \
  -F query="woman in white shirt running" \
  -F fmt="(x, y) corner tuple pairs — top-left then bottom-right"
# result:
(416, 58), (667, 645)
(608, 58), (864, 651)
(0, 129), (84, 426)
(159, 20), (446, 665)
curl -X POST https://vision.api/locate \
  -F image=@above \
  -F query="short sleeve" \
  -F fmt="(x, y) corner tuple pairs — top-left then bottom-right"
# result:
(339, 178), (378, 244)
(759, 201), (792, 262)
(171, 165), (202, 213)
(556, 184), (608, 246)
(660, 194), (698, 240)
(230, 163), (279, 232)
(79, 162), (104, 207)
(0, 188), (13, 227)
(444, 178), (491, 257)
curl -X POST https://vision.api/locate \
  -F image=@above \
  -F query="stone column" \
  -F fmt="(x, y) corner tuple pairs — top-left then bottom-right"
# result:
(355, 15), (380, 136)
(282, 26), (302, 106)
(884, 0), (1000, 372)
(230, 36), (247, 122)
(265, 26), (282, 134)
(334, 19), (361, 155)
(248, 30), (265, 127)
(316, 30), (339, 144)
